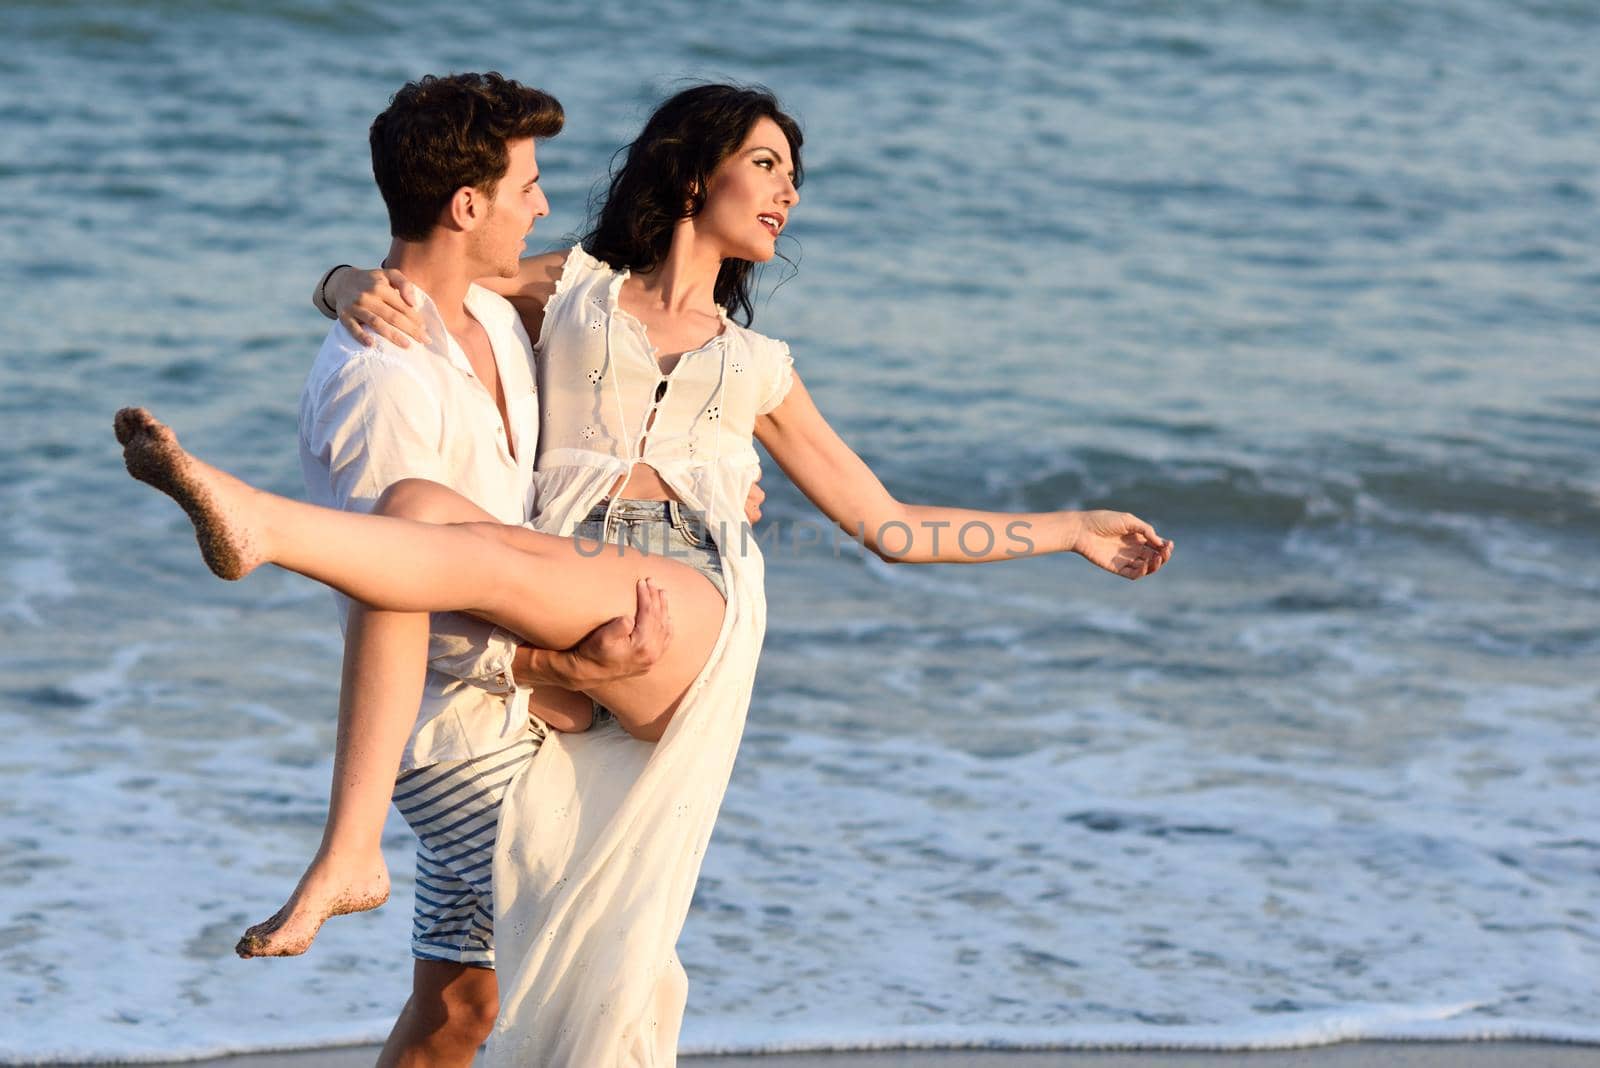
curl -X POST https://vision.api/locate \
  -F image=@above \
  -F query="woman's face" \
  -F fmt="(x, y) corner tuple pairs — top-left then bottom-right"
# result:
(697, 116), (799, 263)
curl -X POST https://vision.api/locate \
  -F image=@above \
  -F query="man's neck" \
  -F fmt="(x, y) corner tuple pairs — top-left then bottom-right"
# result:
(384, 238), (476, 330)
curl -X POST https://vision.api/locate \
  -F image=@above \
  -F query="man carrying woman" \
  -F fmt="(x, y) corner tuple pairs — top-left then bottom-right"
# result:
(123, 76), (1171, 1066)
(272, 72), (754, 1067)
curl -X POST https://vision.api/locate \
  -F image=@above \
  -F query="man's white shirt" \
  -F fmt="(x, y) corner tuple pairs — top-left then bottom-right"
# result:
(299, 282), (539, 770)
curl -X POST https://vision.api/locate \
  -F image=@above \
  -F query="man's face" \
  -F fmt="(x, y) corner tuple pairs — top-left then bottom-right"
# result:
(472, 138), (548, 277)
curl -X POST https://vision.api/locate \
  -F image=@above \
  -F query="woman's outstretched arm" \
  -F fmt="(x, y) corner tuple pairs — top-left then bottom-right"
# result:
(754, 374), (1173, 579)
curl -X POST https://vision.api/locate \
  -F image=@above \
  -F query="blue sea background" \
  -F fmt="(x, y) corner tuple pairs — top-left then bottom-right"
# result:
(2, 0), (1598, 1060)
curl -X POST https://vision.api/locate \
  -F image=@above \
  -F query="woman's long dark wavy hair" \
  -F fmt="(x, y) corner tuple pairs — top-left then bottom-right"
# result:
(582, 84), (803, 327)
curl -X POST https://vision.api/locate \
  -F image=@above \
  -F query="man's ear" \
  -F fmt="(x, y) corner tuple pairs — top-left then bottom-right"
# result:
(445, 185), (484, 232)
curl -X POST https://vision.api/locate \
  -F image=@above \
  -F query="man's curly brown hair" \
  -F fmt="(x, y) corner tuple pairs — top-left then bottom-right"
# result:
(370, 72), (563, 242)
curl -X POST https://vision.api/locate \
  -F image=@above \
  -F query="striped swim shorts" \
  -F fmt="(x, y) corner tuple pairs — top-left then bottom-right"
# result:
(392, 726), (544, 967)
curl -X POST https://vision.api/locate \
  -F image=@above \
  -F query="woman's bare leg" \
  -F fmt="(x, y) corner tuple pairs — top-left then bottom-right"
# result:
(233, 476), (457, 957)
(235, 485), (587, 958)
(119, 408), (728, 952)
(115, 407), (725, 685)
(234, 606), (422, 957)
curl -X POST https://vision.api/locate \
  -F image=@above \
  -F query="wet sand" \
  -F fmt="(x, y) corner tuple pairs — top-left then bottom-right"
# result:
(46, 1041), (1598, 1067)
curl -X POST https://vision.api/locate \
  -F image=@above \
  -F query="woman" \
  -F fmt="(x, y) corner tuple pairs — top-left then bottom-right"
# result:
(121, 85), (1171, 1064)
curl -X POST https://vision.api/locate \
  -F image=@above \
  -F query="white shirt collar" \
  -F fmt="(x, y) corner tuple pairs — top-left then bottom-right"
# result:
(405, 281), (512, 378)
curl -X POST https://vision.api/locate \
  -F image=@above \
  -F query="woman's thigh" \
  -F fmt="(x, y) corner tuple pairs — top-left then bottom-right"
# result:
(376, 477), (500, 524)
(379, 480), (727, 740)
(476, 521), (727, 741)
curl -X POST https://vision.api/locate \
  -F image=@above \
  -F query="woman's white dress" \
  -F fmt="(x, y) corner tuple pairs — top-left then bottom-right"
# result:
(488, 246), (794, 1066)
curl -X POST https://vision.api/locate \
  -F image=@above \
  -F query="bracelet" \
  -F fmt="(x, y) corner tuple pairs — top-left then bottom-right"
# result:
(314, 264), (352, 320)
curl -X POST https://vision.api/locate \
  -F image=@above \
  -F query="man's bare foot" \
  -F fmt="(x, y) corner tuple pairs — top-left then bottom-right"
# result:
(236, 853), (390, 958)
(114, 406), (264, 580)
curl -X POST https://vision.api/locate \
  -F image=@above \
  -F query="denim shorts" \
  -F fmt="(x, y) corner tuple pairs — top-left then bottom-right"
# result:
(572, 498), (726, 598)
(573, 498), (726, 725)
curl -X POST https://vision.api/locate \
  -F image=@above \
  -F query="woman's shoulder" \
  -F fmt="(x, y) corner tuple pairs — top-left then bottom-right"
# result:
(720, 315), (790, 359)
(504, 245), (613, 304)
(504, 247), (616, 339)
(726, 316), (793, 375)
(719, 317), (795, 417)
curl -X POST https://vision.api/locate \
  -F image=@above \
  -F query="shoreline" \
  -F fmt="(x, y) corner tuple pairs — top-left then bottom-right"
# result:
(30, 1042), (1600, 1068)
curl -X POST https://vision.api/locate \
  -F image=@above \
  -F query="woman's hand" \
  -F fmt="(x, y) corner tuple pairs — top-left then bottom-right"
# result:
(742, 477), (765, 525)
(1071, 510), (1174, 580)
(333, 267), (431, 348)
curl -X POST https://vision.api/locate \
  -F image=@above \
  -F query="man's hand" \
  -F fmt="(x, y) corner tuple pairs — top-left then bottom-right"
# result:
(568, 578), (672, 685)
(512, 579), (671, 690)
(744, 475), (765, 525)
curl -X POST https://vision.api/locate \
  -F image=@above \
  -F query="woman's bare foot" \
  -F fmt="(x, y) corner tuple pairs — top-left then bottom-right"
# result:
(236, 852), (390, 958)
(114, 406), (264, 580)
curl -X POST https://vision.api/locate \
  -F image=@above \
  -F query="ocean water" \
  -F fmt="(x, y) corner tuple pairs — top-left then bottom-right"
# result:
(3, 0), (1598, 1061)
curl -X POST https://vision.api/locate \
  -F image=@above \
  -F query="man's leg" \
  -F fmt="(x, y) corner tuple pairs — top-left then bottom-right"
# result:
(377, 733), (540, 1066)
(377, 961), (498, 1068)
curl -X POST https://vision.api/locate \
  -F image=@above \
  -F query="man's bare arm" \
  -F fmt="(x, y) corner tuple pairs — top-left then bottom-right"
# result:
(511, 579), (671, 690)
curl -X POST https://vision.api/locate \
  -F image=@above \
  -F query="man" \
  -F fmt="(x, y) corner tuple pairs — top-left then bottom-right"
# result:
(284, 71), (762, 1068)
(284, 73), (660, 1068)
